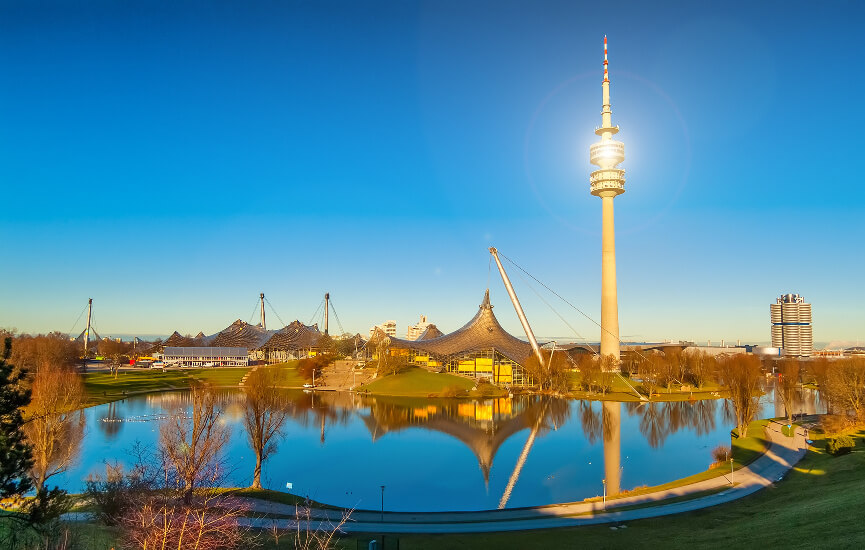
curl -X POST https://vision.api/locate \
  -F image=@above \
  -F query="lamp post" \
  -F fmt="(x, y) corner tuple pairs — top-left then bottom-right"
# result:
(380, 485), (385, 522)
(730, 457), (734, 486)
(602, 478), (606, 510)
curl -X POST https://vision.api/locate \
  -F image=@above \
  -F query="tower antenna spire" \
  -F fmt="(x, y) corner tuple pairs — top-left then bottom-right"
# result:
(603, 35), (608, 83)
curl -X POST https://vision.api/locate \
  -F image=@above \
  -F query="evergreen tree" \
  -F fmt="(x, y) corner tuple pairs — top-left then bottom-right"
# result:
(0, 336), (33, 499)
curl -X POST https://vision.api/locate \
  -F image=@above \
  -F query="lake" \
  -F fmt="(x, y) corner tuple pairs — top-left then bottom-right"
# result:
(57, 384), (823, 512)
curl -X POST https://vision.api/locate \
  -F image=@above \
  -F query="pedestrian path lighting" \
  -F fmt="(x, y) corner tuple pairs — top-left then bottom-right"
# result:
(729, 458), (734, 486)
(602, 478), (606, 510)
(380, 485), (385, 522)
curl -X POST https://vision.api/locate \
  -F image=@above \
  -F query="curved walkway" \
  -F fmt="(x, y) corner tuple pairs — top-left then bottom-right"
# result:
(242, 422), (807, 534)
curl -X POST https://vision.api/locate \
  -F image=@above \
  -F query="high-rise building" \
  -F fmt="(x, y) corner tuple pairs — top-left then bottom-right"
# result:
(771, 294), (813, 357)
(406, 315), (433, 341)
(589, 36), (626, 361)
(369, 320), (397, 339)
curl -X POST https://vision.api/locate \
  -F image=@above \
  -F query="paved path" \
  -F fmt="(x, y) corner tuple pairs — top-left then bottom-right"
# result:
(241, 422), (807, 534)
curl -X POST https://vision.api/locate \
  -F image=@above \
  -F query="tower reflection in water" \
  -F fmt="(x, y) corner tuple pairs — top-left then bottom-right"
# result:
(603, 401), (621, 496)
(109, 390), (733, 506)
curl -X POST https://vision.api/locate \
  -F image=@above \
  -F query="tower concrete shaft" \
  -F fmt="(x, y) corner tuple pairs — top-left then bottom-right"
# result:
(589, 35), (625, 360)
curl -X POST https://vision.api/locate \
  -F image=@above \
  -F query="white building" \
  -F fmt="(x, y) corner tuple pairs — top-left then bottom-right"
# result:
(369, 320), (397, 339)
(771, 294), (813, 357)
(162, 347), (249, 367)
(406, 315), (434, 341)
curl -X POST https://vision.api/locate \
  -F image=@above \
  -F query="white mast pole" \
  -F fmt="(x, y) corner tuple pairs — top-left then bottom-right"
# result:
(84, 298), (93, 358)
(489, 248), (544, 364)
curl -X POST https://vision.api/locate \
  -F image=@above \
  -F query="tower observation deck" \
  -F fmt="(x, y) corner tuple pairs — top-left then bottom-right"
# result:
(590, 36), (626, 361)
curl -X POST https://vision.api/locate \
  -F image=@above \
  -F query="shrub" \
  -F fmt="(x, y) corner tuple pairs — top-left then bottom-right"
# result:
(84, 463), (131, 525)
(438, 385), (468, 398)
(825, 435), (855, 456)
(711, 444), (732, 464)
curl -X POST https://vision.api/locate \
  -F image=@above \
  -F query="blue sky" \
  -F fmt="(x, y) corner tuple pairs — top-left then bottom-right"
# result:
(2, 0), (863, 345)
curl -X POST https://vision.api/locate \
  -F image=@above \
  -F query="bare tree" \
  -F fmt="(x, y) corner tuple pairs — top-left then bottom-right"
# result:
(121, 486), (249, 550)
(716, 354), (763, 438)
(522, 350), (571, 393)
(7, 332), (81, 373)
(99, 339), (132, 379)
(684, 350), (716, 388)
(292, 505), (353, 550)
(24, 366), (85, 492)
(243, 368), (288, 489)
(775, 359), (800, 425)
(657, 349), (685, 390)
(160, 385), (230, 504)
(823, 358), (865, 422)
(637, 354), (662, 398)
(87, 442), (251, 550)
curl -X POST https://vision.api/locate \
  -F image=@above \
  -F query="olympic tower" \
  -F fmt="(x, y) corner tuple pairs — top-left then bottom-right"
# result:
(589, 36), (626, 361)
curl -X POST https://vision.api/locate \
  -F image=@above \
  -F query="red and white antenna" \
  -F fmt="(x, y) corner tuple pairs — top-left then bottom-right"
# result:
(603, 35), (609, 82)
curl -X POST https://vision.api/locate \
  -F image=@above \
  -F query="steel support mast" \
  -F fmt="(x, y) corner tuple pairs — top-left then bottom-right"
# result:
(324, 292), (330, 336)
(489, 248), (544, 365)
(83, 298), (93, 358)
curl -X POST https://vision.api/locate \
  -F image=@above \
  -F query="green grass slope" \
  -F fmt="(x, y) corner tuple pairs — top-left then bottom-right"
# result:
(360, 367), (475, 397)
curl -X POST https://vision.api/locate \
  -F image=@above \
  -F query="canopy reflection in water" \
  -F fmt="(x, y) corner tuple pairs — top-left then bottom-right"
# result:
(61, 386), (822, 512)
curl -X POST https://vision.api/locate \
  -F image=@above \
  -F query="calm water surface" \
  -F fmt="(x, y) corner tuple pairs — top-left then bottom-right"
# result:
(59, 385), (823, 511)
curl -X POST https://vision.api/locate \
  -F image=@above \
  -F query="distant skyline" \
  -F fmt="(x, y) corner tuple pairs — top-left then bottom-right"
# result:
(2, 1), (864, 345)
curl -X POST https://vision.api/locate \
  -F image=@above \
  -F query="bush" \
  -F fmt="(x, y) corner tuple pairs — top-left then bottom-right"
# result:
(711, 444), (732, 464)
(438, 385), (468, 398)
(84, 463), (132, 525)
(825, 435), (855, 456)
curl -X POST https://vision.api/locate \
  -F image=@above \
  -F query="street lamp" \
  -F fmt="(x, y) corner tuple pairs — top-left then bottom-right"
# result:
(602, 478), (606, 510)
(380, 485), (385, 522)
(729, 457), (734, 486)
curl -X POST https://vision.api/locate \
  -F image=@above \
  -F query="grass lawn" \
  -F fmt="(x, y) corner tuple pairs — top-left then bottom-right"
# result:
(263, 361), (308, 387)
(84, 362), (308, 406)
(360, 368), (476, 397)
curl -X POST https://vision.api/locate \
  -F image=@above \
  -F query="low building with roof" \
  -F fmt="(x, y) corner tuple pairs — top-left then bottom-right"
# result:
(163, 346), (248, 367)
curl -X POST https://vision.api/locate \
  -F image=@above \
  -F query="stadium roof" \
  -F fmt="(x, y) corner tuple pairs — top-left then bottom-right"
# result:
(208, 319), (274, 349)
(387, 290), (533, 364)
(260, 320), (322, 351)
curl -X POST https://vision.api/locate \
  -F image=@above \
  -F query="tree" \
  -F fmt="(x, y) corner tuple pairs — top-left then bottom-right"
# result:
(86, 442), (250, 549)
(775, 359), (800, 425)
(522, 350), (571, 392)
(316, 335), (336, 355)
(0, 337), (33, 500)
(823, 358), (865, 422)
(716, 354), (763, 438)
(637, 354), (662, 397)
(0, 338), (74, 548)
(5, 332), (81, 373)
(243, 368), (288, 489)
(657, 349), (685, 390)
(684, 350), (716, 388)
(99, 339), (132, 378)
(160, 384), (230, 504)
(23, 365), (85, 492)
